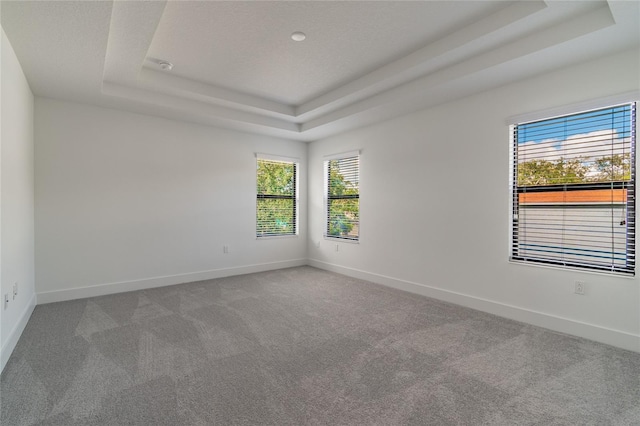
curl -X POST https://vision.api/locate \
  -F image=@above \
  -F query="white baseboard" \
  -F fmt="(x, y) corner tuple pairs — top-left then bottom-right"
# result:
(37, 259), (307, 304)
(308, 259), (640, 353)
(29, 258), (640, 354)
(1, 292), (37, 373)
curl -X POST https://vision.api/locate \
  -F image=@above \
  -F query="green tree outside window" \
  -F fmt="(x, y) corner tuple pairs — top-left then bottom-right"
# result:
(257, 159), (297, 237)
(327, 157), (359, 239)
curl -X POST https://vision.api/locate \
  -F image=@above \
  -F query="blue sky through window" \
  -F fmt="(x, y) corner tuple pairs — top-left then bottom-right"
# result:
(517, 104), (632, 145)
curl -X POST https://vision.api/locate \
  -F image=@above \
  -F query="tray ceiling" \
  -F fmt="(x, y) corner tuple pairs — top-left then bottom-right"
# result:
(2, 1), (639, 142)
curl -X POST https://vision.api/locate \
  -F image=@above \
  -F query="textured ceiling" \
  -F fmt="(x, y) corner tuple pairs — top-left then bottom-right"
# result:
(1, 1), (639, 142)
(147, 1), (504, 105)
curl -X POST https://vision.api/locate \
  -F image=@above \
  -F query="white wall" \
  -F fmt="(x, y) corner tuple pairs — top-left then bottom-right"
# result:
(1, 28), (36, 371)
(308, 48), (640, 352)
(35, 98), (307, 302)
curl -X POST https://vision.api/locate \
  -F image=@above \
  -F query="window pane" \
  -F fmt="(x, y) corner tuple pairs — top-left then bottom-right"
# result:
(257, 161), (295, 196)
(257, 198), (295, 236)
(328, 159), (359, 197)
(328, 199), (359, 238)
(517, 105), (633, 186)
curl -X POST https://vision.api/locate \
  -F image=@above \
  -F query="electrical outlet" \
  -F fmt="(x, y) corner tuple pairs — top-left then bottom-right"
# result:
(4, 293), (9, 310)
(13, 282), (18, 300)
(335, 244), (339, 252)
(223, 245), (229, 254)
(574, 281), (586, 295)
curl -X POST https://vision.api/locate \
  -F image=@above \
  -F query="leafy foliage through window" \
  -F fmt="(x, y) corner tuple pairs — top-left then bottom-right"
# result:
(511, 102), (636, 275)
(256, 157), (297, 237)
(325, 155), (359, 240)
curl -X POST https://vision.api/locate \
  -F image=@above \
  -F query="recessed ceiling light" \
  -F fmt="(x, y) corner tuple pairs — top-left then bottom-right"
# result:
(291, 32), (306, 42)
(158, 60), (173, 71)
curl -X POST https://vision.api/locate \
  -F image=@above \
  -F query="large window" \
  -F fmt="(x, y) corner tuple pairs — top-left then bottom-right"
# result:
(256, 155), (298, 237)
(511, 102), (636, 275)
(325, 153), (360, 241)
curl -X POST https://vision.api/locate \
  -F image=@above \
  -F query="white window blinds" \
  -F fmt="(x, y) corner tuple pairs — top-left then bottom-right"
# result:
(325, 154), (360, 240)
(256, 156), (298, 237)
(511, 102), (636, 275)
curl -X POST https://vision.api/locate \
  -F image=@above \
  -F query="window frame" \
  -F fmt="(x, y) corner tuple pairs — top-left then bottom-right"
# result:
(256, 154), (299, 239)
(509, 98), (637, 276)
(324, 151), (360, 242)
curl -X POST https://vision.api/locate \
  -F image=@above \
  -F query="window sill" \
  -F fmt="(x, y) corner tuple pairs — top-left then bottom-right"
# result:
(324, 236), (359, 244)
(256, 234), (299, 241)
(508, 258), (635, 279)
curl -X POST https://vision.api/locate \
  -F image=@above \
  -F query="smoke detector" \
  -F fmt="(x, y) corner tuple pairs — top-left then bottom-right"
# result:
(158, 61), (173, 71)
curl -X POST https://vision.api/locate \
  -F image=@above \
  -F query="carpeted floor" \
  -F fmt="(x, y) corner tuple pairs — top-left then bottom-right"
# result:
(1, 266), (639, 425)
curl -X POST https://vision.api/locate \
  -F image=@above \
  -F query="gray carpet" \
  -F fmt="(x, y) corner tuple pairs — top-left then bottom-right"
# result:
(1, 266), (639, 425)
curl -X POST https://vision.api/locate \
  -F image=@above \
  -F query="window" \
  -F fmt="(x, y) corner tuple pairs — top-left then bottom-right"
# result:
(256, 155), (298, 237)
(511, 102), (636, 275)
(325, 152), (360, 241)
